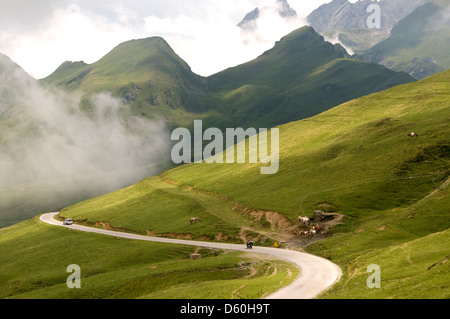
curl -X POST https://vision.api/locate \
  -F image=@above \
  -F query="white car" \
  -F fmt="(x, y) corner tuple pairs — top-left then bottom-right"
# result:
(63, 218), (74, 226)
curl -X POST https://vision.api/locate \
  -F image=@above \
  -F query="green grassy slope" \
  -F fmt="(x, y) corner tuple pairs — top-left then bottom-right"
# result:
(167, 70), (450, 298)
(41, 37), (212, 128)
(311, 176), (450, 298)
(59, 176), (265, 244)
(363, 2), (450, 80)
(0, 217), (297, 299)
(165, 70), (449, 221)
(61, 69), (449, 298)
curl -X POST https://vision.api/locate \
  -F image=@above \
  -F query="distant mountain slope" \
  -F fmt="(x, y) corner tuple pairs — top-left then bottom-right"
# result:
(307, 0), (424, 33)
(363, 1), (450, 80)
(206, 26), (414, 128)
(0, 53), (36, 120)
(307, 0), (424, 55)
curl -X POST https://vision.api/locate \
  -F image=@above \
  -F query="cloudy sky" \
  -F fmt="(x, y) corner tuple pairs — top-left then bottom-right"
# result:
(0, 0), (355, 79)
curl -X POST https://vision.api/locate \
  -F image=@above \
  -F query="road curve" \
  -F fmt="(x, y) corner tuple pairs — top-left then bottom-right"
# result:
(40, 212), (341, 299)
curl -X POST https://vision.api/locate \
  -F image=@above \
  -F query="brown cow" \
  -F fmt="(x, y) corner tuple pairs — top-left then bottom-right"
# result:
(315, 225), (323, 234)
(299, 231), (308, 237)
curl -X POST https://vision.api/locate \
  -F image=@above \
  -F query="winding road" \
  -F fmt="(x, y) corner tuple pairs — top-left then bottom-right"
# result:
(40, 212), (341, 299)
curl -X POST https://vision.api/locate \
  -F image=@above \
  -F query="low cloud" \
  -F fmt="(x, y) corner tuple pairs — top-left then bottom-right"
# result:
(323, 33), (355, 55)
(0, 63), (170, 221)
(143, 1), (307, 77)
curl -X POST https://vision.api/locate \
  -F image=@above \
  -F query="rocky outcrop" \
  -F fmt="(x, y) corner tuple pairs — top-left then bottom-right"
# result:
(238, 0), (297, 31)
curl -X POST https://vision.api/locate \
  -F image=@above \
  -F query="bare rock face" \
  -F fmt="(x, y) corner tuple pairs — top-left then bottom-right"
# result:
(237, 7), (260, 30)
(277, 0), (297, 18)
(237, 0), (297, 31)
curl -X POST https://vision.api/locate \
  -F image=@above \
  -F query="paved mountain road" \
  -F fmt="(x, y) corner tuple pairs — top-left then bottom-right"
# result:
(40, 212), (341, 299)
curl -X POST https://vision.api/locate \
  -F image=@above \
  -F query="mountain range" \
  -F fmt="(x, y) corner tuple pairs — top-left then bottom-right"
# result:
(0, 25), (415, 227)
(42, 26), (414, 130)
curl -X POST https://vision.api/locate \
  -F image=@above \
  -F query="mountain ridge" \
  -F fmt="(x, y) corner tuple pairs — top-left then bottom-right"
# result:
(40, 26), (415, 129)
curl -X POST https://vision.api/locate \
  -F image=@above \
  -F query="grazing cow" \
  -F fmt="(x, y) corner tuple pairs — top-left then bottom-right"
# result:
(298, 216), (311, 226)
(190, 217), (202, 225)
(407, 132), (419, 138)
(314, 225), (323, 234)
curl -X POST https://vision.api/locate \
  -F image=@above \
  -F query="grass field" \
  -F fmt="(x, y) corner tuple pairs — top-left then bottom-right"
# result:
(59, 176), (267, 244)
(165, 70), (449, 221)
(58, 69), (449, 298)
(0, 216), (297, 299)
(311, 175), (450, 299)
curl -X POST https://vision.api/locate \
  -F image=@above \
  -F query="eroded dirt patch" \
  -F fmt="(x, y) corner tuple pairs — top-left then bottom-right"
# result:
(265, 211), (293, 230)
(215, 233), (229, 241)
(93, 221), (129, 233)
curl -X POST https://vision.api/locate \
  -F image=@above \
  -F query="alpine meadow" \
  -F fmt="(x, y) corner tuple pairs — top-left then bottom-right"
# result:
(0, 0), (448, 304)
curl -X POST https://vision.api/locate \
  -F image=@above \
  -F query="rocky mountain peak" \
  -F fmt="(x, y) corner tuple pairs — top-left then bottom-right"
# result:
(238, 0), (297, 31)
